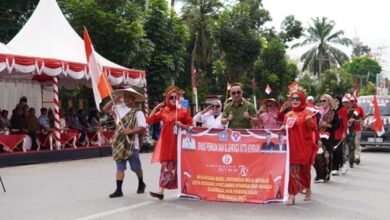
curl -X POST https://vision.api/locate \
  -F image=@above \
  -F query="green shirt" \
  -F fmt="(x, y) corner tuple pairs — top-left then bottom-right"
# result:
(223, 100), (256, 129)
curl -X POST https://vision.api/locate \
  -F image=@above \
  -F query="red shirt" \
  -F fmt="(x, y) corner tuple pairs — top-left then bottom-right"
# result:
(285, 109), (318, 164)
(353, 105), (364, 132)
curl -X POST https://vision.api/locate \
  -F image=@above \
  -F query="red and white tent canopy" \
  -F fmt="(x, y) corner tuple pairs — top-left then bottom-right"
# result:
(0, 0), (145, 87)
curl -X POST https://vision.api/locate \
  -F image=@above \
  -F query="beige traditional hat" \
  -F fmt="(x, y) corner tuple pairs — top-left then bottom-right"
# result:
(260, 98), (281, 108)
(112, 87), (145, 101)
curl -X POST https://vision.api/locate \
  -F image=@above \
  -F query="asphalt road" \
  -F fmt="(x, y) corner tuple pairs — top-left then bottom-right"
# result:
(1, 150), (390, 220)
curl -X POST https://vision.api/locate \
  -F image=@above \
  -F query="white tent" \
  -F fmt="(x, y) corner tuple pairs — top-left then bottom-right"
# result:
(0, 0), (145, 87)
(0, 0), (148, 148)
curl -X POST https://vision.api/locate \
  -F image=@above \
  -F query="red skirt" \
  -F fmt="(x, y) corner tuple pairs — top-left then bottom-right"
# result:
(159, 161), (177, 189)
(288, 164), (311, 196)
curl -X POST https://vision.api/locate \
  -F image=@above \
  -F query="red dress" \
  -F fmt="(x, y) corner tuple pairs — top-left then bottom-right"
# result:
(146, 91), (193, 163)
(284, 91), (318, 196)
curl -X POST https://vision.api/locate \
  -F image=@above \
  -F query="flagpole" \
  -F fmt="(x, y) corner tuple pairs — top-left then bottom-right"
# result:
(84, 27), (131, 144)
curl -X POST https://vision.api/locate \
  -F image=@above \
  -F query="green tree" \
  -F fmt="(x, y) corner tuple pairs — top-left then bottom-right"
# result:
(352, 41), (371, 57)
(144, 0), (189, 104)
(181, 0), (222, 104)
(292, 17), (352, 76)
(0, 0), (38, 42)
(278, 15), (303, 44)
(298, 74), (318, 97)
(61, 0), (153, 69)
(344, 56), (381, 86)
(254, 39), (299, 101)
(214, 0), (270, 82)
(318, 67), (354, 96)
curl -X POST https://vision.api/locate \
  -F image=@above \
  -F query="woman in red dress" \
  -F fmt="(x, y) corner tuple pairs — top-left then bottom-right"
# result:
(146, 87), (193, 200)
(284, 90), (318, 205)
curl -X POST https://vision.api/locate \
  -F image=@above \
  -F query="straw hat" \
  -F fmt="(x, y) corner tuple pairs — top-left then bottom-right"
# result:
(112, 87), (145, 102)
(260, 98), (281, 108)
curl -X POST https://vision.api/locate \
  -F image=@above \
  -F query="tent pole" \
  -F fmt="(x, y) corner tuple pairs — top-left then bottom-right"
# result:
(143, 75), (150, 139)
(53, 76), (61, 150)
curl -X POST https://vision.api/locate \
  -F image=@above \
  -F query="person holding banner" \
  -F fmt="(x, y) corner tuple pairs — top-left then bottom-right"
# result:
(193, 100), (224, 128)
(103, 88), (147, 198)
(221, 83), (256, 128)
(146, 86), (193, 200)
(284, 89), (318, 205)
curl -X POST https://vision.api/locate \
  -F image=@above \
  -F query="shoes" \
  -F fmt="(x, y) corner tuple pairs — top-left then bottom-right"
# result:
(324, 174), (330, 182)
(286, 196), (295, 206)
(349, 161), (354, 168)
(149, 191), (164, 200)
(109, 190), (123, 198)
(314, 177), (322, 183)
(355, 159), (360, 165)
(137, 182), (146, 194)
(340, 165), (347, 175)
(331, 170), (339, 176)
(304, 189), (311, 201)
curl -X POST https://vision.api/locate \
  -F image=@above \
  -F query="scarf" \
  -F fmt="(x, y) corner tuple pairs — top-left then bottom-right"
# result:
(112, 109), (137, 161)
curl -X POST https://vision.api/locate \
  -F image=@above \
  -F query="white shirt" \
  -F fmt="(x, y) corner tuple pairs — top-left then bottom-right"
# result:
(193, 111), (224, 129)
(113, 104), (146, 149)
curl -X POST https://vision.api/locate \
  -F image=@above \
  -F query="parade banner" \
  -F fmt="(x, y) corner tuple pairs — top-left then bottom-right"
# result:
(178, 127), (289, 204)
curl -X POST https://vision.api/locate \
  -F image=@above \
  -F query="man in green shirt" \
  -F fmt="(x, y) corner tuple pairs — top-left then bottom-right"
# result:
(221, 83), (257, 128)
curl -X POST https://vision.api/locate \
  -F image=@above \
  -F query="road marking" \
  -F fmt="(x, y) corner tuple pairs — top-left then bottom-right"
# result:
(74, 195), (176, 220)
(74, 201), (154, 220)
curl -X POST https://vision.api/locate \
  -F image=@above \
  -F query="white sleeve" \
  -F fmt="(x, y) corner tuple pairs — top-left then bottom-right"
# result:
(193, 112), (203, 126)
(135, 111), (147, 128)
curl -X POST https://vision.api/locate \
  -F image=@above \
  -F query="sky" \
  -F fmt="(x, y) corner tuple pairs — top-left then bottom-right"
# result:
(261, 0), (390, 73)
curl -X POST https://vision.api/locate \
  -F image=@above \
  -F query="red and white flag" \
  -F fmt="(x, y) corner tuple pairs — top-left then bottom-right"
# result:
(288, 81), (298, 91)
(319, 131), (330, 140)
(372, 95), (385, 137)
(83, 27), (113, 111)
(353, 80), (359, 98)
(265, 84), (272, 94)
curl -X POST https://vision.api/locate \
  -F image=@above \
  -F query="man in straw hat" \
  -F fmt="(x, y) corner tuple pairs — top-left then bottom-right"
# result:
(103, 87), (147, 198)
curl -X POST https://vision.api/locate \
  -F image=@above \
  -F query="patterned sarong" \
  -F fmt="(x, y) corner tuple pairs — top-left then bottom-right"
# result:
(112, 109), (137, 161)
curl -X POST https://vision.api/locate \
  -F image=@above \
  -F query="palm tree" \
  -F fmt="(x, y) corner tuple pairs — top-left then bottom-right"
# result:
(292, 17), (352, 77)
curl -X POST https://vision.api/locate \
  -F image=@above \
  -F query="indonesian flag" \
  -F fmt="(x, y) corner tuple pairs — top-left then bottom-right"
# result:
(353, 80), (359, 98)
(288, 81), (298, 91)
(319, 131), (330, 140)
(83, 27), (113, 111)
(372, 95), (385, 137)
(192, 67), (197, 95)
(265, 84), (272, 94)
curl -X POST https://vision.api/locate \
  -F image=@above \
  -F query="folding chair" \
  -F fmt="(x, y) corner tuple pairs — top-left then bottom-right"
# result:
(0, 176), (6, 192)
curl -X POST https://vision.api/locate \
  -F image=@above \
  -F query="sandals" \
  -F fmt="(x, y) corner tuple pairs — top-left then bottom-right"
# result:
(304, 189), (311, 201)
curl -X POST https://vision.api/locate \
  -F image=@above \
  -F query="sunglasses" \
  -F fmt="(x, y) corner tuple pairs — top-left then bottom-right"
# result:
(231, 91), (241, 96)
(169, 96), (177, 100)
(290, 97), (301, 101)
(320, 99), (327, 103)
(212, 105), (220, 108)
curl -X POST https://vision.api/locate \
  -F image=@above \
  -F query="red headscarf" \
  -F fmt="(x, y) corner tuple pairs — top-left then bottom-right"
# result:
(290, 91), (307, 112)
(165, 89), (180, 110)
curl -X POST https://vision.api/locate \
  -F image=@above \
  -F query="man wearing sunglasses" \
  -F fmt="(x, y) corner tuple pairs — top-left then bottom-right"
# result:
(221, 83), (256, 128)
